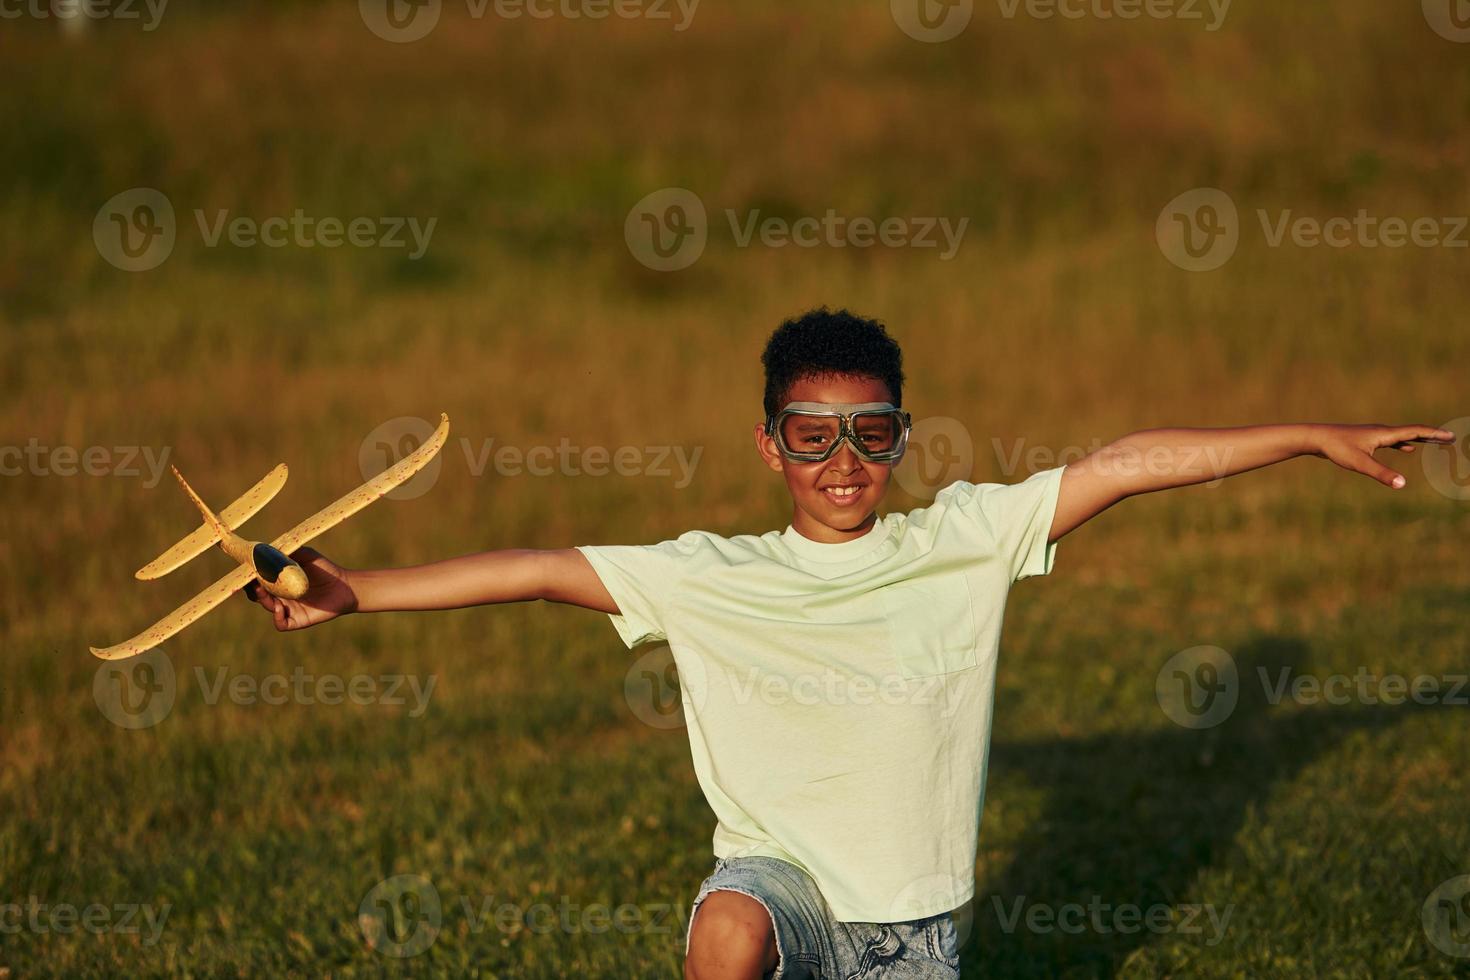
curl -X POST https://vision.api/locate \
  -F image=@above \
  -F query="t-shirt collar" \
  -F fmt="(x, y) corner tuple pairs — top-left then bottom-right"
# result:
(780, 517), (891, 563)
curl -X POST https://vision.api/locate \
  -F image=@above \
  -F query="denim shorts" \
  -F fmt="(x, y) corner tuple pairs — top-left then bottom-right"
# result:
(685, 855), (961, 979)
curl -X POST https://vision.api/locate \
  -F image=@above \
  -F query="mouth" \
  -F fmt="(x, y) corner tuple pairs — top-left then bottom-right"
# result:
(819, 484), (866, 506)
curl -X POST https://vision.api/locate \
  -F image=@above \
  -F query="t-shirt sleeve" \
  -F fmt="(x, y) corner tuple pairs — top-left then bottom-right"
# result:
(574, 532), (703, 648)
(942, 465), (1066, 581)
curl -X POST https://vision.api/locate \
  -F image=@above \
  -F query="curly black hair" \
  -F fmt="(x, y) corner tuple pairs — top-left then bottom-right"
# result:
(760, 307), (905, 419)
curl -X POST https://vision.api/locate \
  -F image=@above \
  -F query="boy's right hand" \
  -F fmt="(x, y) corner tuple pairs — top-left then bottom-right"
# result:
(244, 547), (359, 631)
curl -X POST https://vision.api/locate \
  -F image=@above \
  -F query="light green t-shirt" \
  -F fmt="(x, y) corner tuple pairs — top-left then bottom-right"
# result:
(576, 465), (1065, 923)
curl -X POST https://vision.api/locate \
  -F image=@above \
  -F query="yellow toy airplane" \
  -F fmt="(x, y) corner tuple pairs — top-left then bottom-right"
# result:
(90, 414), (450, 661)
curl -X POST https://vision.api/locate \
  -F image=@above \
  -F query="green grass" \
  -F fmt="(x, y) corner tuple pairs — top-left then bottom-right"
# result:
(3, 1), (1470, 975)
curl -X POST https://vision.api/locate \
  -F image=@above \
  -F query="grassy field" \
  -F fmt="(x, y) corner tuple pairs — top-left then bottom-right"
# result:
(3, 1), (1470, 976)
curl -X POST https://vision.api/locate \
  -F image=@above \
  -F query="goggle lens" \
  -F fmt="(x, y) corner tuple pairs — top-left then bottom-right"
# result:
(772, 408), (908, 461)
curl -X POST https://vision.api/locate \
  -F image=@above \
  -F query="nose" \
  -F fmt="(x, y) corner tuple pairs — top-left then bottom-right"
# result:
(275, 564), (310, 599)
(828, 438), (862, 470)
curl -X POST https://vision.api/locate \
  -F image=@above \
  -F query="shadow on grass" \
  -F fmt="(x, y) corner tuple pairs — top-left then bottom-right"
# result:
(963, 633), (1461, 978)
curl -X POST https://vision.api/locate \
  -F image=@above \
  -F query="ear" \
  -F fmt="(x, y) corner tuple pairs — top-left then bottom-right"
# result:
(753, 422), (785, 473)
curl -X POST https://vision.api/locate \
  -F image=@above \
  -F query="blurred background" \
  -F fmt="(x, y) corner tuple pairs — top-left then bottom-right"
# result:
(3, 1), (1468, 975)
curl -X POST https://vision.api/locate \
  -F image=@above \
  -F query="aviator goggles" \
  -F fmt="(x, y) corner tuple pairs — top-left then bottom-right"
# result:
(764, 401), (912, 464)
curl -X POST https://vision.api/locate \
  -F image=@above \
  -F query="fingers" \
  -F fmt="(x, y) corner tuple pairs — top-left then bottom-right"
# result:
(1357, 456), (1406, 489)
(242, 579), (297, 629)
(291, 546), (333, 572)
(1389, 425), (1455, 445)
(244, 580), (278, 613)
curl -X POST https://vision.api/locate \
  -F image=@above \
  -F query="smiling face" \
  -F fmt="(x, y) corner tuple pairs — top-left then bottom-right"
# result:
(754, 373), (901, 543)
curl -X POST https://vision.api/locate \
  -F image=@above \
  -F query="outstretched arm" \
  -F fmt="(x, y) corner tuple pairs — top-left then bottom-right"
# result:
(1050, 423), (1456, 541)
(248, 546), (618, 631)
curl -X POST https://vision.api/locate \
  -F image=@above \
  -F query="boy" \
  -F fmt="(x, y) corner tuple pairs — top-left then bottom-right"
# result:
(247, 308), (1452, 979)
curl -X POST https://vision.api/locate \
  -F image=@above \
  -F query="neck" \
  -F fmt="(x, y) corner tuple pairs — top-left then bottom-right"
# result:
(789, 507), (878, 544)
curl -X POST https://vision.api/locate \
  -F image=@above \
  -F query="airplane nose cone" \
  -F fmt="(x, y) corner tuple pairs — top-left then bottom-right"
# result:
(276, 565), (310, 599)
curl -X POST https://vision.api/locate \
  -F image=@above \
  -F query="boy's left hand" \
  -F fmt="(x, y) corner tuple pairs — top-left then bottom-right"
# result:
(1312, 423), (1457, 488)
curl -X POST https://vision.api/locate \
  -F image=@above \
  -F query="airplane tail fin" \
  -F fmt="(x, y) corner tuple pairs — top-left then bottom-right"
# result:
(135, 464), (289, 580)
(172, 466), (228, 537)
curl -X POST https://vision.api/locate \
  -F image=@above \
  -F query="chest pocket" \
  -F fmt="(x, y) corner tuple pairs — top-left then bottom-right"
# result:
(879, 575), (978, 677)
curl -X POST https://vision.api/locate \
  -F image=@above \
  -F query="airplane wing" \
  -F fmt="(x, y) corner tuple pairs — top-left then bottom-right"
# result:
(136, 463), (290, 580)
(90, 414), (450, 661)
(90, 563), (258, 660)
(272, 413), (450, 556)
